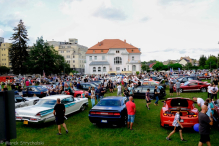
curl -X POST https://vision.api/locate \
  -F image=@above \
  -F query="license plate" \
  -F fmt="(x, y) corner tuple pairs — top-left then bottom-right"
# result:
(101, 120), (107, 123)
(23, 120), (28, 125)
(180, 119), (184, 123)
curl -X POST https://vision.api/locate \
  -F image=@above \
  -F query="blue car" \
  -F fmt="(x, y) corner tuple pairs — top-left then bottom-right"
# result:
(15, 86), (47, 98)
(89, 96), (128, 126)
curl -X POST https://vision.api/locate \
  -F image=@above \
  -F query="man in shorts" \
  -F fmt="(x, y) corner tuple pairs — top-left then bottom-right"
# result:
(53, 98), (68, 135)
(198, 105), (213, 146)
(126, 96), (136, 130)
(175, 80), (181, 96)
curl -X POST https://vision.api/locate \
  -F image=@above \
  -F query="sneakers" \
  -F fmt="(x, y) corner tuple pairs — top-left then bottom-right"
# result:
(181, 139), (187, 142)
(57, 133), (62, 135)
(166, 137), (171, 141)
(66, 130), (69, 134)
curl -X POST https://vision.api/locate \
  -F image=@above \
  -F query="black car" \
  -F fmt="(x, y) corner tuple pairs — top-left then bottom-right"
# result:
(89, 96), (128, 126)
(178, 76), (199, 83)
(133, 85), (166, 99)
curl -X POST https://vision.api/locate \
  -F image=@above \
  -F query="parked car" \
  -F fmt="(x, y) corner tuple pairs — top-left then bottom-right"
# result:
(16, 95), (88, 124)
(173, 80), (210, 93)
(133, 85), (166, 99)
(89, 96), (128, 126)
(64, 89), (89, 98)
(80, 83), (98, 91)
(178, 76), (199, 83)
(15, 95), (39, 109)
(149, 76), (162, 81)
(160, 97), (199, 128)
(213, 99), (219, 128)
(195, 74), (211, 80)
(14, 86), (48, 98)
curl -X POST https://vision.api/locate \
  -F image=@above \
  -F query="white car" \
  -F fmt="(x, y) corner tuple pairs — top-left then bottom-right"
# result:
(16, 95), (88, 125)
(15, 95), (39, 109)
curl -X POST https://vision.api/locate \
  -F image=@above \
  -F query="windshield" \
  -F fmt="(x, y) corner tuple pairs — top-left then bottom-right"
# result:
(97, 100), (121, 106)
(35, 99), (56, 108)
(184, 82), (189, 86)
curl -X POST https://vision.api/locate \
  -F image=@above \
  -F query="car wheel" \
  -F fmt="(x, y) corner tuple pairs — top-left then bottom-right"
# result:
(123, 115), (127, 126)
(201, 88), (206, 92)
(179, 88), (183, 93)
(80, 104), (86, 111)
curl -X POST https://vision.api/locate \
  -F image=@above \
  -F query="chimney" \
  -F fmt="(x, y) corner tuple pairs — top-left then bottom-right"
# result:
(124, 39), (126, 43)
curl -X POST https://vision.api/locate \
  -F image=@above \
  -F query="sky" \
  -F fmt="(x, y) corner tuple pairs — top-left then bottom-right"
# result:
(0, 0), (219, 62)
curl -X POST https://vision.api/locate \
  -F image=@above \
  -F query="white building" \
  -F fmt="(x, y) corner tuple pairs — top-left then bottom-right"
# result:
(85, 39), (141, 75)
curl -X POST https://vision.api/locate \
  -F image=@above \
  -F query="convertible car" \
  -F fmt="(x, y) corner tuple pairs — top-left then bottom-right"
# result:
(89, 96), (128, 126)
(173, 80), (210, 93)
(16, 95), (88, 124)
(160, 97), (199, 128)
(15, 95), (39, 109)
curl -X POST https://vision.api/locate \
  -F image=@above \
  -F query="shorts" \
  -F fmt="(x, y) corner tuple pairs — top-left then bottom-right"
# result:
(110, 87), (113, 89)
(127, 115), (135, 123)
(200, 134), (210, 143)
(18, 92), (23, 96)
(55, 117), (64, 125)
(176, 88), (180, 93)
(170, 88), (173, 93)
(146, 99), (151, 103)
(175, 126), (182, 131)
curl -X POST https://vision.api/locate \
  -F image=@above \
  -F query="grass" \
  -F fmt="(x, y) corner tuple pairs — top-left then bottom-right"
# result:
(10, 80), (219, 146)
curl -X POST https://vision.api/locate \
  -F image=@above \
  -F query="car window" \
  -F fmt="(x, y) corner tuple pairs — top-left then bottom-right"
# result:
(184, 82), (189, 86)
(62, 97), (74, 104)
(97, 100), (121, 106)
(188, 78), (193, 81)
(142, 88), (148, 92)
(35, 99), (56, 108)
(170, 99), (188, 107)
(15, 96), (23, 102)
(189, 83), (198, 86)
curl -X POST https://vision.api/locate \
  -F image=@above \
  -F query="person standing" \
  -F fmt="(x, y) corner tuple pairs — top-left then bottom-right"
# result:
(198, 105), (213, 146)
(169, 81), (174, 96)
(123, 87), (129, 100)
(207, 84), (212, 99)
(166, 107), (186, 142)
(117, 83), (122, 96)
(210, 84), (218, 101)
(145, 89), (151, 110)
(213, 78), (218, 88)
(192, 97), (205, 108)
(53, 98), (68, 135)
(18, 84), (23, 97)
(154, 86), (159, 106)
(96, 86), (101, 102)
(91, 92), (96, 107)
(99, 85), (105, 100)
(175, 80), (181, 96)
(126, 96), (136, 130)
(25, 80), (29, 87)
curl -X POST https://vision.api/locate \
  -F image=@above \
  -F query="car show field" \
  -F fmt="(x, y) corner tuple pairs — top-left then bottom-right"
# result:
(10, 86), (219, 146)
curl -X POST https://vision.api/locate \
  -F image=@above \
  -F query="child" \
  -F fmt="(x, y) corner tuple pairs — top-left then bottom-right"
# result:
(117, 83), (121, 96)
(91, 92), (95, 107)
(81, 91), (85, 98)
(145, 89), (151, 110)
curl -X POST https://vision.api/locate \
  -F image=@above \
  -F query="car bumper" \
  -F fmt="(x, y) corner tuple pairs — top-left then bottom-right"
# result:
(161, 119), (199, 128)
(16, 116), (45, 124)
(89, 115), (123, 125)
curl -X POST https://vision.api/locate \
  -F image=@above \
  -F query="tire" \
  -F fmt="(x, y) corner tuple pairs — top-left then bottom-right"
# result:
(201, 88), (207, 92)
(123, 115), (127, 127)
(179, 88), (183, 93)
(80, 104), (86, 111)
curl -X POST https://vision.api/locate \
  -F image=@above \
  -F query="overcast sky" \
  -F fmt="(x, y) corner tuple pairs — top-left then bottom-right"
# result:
(0, 0), (219, 62)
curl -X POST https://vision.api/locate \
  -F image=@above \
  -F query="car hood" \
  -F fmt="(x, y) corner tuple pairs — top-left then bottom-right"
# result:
(16, 105), (52, 116)
(91, 106), (122, 111)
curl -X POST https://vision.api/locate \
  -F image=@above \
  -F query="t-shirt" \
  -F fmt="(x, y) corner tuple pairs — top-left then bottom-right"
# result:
(211, 87), (218, 94)
(128, 87), (133, 95)
(169, 83), (173, 89)
(124, 89), (129, 96)
(154, 89), (159, 95)
(54, 104), (65, 117)
(197, 98), (204, 107)
(199, 112), (211, 135)
(126, 101), (136, 115)
(208, 86), (212, 93)
(18, 86), (22, 92)
(117, 85), (121, 91)
(176, 82), (181, 88)
(99, 87), (104, 96)
(145, 92), (150, 100)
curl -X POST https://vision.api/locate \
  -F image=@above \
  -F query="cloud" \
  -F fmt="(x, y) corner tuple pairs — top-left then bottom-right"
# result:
(179, 50), (186, 54)
(94, 6), (127, 20)
(141, 17), (150, 22)
(35, 1), (45, 7)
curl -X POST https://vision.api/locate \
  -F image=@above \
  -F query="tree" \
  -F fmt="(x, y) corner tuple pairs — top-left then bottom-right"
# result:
(152, 62), (164, 71)
(9, 20), (29, 74)
(0, 66), (10, 74)
(199, 55), (207, 68)
(141, 62), (149, 71)
(184, 62), (193, 70)
(170, 63), (182, 70)
(205, 55), (217, 70)
(25, 37), (70, 75)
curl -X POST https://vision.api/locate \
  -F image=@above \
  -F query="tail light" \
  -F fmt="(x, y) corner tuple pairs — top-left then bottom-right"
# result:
(30, 118), (37, 121)
(41, 92), (43, 94)
(36, 113), (41, 116)
(90, 112), (120, 116)
(16, 117), (22, 119)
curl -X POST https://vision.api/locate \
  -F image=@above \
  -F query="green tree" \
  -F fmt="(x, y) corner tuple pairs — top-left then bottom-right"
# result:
(9, 20), (29, 74)
(205, 55), (217, 70)
(184, 62), (193, 70)
(162, 65), (168, 70)
(152, 62), (164, 71)
(199, 55), (207, 68)
(0, 66), (10, 74)
(141, 63), (149, 71)
(170, 63), (182, 70)
(26, 37), (70, 75)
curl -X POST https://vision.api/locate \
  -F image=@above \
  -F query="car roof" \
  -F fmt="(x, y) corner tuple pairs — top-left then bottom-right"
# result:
(41, 95), (73, 100)
(101, 96), (124, 101)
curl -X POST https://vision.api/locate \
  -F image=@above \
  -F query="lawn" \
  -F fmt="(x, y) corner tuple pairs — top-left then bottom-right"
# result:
(10, 83), (219, 146)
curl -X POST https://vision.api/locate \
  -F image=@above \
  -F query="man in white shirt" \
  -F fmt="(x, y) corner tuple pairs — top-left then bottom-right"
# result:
(117, 84), (121, 96)
(207, 83), (212, 98)
(124, 78), (127, 87)
(211, 84), (218, 101)
(192, 97), (204, 107)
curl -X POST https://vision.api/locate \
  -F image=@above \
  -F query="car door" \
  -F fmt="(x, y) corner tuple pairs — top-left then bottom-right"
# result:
(188, 82), (198, 91)
(61, 96), (76, 115)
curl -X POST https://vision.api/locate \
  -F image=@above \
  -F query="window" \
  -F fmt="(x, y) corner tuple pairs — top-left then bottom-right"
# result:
(62, 97), (74, 104)
(67, 61), (70, 64)
(93, 67), (96, 72)
(116, 67), (120, 71)
(114, 57), (122, 64)
(132, 56), (134, 60)
(73, 60), (75, 63)
(102, 56), (105, 60)
(73, 55), (75, 58)
(60, 51), (64, 53)
(94, 56), (97, 60)
(98, 67), (101, 72)
(66, 51), (70, 53)
(132, 65), (136, 71)
(103, 67), (106, 72)
(116, 50), (119, 53)
(66, 55), (70, 58)
(67, 46), (71, 48)
(89, 56), (92, 61)
(73, 65), (75, 68)
(124, 68), (126, 71)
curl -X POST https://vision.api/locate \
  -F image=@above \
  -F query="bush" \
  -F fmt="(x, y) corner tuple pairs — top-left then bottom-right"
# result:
(136, 71), (139, 75)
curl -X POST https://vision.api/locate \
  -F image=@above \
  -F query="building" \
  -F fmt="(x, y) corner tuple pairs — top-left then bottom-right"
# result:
(0, 42), (12, 68)
(163, 60), (179, 65)
(48, 38), (88, 73)
(0, 37), (4, 46)
(179, 56), (199, 66)
(85, 39), (141, 75)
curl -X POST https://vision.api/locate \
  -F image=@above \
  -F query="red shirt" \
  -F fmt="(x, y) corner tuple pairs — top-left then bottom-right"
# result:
(126, 101), (136, 115)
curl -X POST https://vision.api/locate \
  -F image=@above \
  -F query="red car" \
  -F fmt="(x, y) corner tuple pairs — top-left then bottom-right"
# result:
(213, 99), (219, 128)
(196, 75), (211, 80)
(160, 97), (199, 128)
(64, 89), (89, 98)
(173, 80), (210, 93)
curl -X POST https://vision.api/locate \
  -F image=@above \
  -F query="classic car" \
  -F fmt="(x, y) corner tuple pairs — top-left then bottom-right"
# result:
(63, 89), (89, 98)
(195, 74), (211, 80)
(14, 86), (48, 98)
(173, 80), (210, 93)
(213, 99), (219, 128)
(133, 85), (166, 99)
(149, 76), (162, 81)
(16, 95), (88, 124)
(177, 76), (199, 83)
(80, 83), (98, 91)
(160, 97), (199, 128)
(89, 96), (128, 126)
(15, 95), (39, 109)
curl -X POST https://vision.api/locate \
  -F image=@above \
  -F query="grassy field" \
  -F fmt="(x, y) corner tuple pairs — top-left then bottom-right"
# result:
(10, 82), (219, 146)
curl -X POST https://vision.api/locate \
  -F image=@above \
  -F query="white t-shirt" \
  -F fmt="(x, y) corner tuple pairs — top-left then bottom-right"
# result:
(208, 86), (212, 93)
(211, 87), (218, 94)
(117, 85), (121, 91)
(197, 98), (204, 107)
